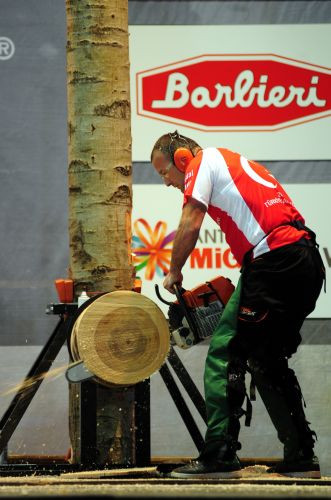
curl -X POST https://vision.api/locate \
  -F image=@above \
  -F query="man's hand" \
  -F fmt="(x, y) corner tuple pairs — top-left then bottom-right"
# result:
(163, 270), (183, 294)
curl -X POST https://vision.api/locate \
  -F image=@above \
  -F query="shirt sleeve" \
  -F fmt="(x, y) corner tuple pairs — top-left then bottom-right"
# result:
(183, 150), (213, 209)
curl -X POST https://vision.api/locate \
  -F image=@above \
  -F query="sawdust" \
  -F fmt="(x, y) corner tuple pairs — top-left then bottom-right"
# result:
(0, 480), (330, 498)
(0, 363), (74, 397)
(59, 466), (158, 478)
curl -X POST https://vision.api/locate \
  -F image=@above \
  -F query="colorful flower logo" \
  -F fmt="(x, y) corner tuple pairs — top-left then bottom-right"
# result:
(132, 219), (176, 280)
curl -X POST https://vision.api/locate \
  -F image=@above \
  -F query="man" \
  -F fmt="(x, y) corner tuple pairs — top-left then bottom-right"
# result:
(151, 130), (325, 479)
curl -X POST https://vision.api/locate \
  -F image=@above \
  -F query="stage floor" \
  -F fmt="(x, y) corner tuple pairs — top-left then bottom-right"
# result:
(0, 464), (331, 499)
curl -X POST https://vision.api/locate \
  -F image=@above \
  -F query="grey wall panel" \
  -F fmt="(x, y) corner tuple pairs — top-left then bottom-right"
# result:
(0, 0), (69, 346)
(133, 161), (331, 184)
(129, 1), (331, 24)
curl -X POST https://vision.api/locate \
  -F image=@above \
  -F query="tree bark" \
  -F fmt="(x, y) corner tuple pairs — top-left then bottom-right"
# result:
(66, 0), (135, 466)
(66, 0), (133, 294)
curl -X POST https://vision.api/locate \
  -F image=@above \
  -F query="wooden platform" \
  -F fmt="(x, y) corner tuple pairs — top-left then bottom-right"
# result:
(0, 458), (331, 498)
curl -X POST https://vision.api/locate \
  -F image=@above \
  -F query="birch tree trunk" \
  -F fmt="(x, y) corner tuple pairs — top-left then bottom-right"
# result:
(66, 0), (135, 466)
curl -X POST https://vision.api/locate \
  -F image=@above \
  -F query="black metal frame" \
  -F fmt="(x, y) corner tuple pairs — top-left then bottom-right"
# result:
(0, 299), (206, 475)
(159, 346), (207, 452)
(0, 316), (67, 456)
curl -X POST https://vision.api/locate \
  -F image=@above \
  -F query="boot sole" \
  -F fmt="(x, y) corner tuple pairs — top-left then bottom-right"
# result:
(275, 470), (321, 479)
(170, 469), (242, 479)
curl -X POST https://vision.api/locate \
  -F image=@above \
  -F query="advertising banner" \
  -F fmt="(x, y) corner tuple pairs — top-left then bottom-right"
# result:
(129, 25), (331, 161)
(132, 184), (331, 318)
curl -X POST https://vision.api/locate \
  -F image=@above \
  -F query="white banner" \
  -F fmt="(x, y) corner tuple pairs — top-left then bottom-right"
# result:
(132, 184), (331, 318)
(129, 25), (331, 161)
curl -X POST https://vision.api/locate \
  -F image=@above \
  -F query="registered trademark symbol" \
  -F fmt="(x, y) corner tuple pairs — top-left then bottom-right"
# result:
(0, 37), (15, 60)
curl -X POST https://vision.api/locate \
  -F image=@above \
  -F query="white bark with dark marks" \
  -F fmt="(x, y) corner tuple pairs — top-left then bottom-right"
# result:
(66, 0), (136, 468)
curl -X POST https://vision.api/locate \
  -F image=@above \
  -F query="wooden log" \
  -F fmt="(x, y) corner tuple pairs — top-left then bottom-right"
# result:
(70, 291), (170, 386)
(65, 0), (135, 467)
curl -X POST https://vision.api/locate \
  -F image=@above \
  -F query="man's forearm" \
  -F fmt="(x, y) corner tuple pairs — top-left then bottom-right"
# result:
(163, 200), (206, 293)
(170, 216), (200, 274)
(169, 200), (207, 274)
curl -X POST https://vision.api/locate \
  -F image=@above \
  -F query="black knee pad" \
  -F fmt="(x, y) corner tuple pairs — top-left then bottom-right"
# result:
(227, 359), (252, 432)
(249, 357), (298, 396)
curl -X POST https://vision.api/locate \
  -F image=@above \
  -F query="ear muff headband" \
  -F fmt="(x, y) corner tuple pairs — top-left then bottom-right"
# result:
(173, 147), (194, 173)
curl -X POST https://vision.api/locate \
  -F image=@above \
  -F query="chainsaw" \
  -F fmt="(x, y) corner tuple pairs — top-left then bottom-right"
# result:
(155, 276), (235, 349)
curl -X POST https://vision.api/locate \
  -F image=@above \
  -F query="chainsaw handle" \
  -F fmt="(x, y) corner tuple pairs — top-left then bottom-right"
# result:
(173, 283), (199, 341)
(173, 283), (185, 303)
(155, 283), (198, 341)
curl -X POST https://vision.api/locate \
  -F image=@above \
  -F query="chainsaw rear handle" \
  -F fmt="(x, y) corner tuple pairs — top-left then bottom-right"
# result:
(154, 283), (199, 342)
(173, 283), (200, 342)
(154, 284), (173, 306)
(154, 283), (189, 306)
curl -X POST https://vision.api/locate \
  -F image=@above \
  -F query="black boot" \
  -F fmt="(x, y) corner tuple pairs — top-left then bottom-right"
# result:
(267, 455), (321, 478)
(170, 439), (242, 479)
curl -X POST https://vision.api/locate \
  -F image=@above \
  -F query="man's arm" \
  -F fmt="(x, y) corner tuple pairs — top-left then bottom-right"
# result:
(163, 198), (207, 293)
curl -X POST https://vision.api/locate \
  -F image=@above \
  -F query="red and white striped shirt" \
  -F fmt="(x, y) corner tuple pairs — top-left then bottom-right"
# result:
(183, 147), (307, 265)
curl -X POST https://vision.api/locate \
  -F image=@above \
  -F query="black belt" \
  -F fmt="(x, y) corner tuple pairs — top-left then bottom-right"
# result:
(242, 220), (319, 268)
(287, 220), (318, 248)
(242, 221), (326, 291)
(295, 236), (315, 248)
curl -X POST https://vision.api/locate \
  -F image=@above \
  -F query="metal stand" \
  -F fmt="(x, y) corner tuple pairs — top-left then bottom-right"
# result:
(0, 308), (77, 475)
(159, 346), (206, 452)
(0, 315), (68, 457)
(0, 299), (207, 475)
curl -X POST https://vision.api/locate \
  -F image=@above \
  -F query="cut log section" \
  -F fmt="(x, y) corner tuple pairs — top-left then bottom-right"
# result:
(70, 291), (170, 386)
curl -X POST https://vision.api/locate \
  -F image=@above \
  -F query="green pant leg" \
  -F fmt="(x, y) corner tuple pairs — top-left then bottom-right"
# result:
(204, 279), (242, 445)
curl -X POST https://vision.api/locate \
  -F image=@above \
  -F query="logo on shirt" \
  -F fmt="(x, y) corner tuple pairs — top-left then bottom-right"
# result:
(184, 169), (194, 191)
(136, 54), (331, 131)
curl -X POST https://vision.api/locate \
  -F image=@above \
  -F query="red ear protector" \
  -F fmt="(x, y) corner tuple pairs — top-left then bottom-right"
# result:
(173, 147), (194, 173)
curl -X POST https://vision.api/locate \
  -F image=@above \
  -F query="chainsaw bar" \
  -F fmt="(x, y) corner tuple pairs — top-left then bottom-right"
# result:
(65, 360), (94, 383)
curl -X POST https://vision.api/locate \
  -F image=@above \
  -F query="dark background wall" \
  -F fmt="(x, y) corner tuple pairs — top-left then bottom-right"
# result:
(0, 0), (330, 473)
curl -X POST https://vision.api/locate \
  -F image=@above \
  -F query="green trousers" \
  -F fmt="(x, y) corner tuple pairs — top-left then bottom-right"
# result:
(203, 279), (243, 446)
(203, 245), (321, 459)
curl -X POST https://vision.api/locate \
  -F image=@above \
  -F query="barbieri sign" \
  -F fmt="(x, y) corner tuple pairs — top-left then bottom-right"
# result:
(136, 54), (331, 132)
